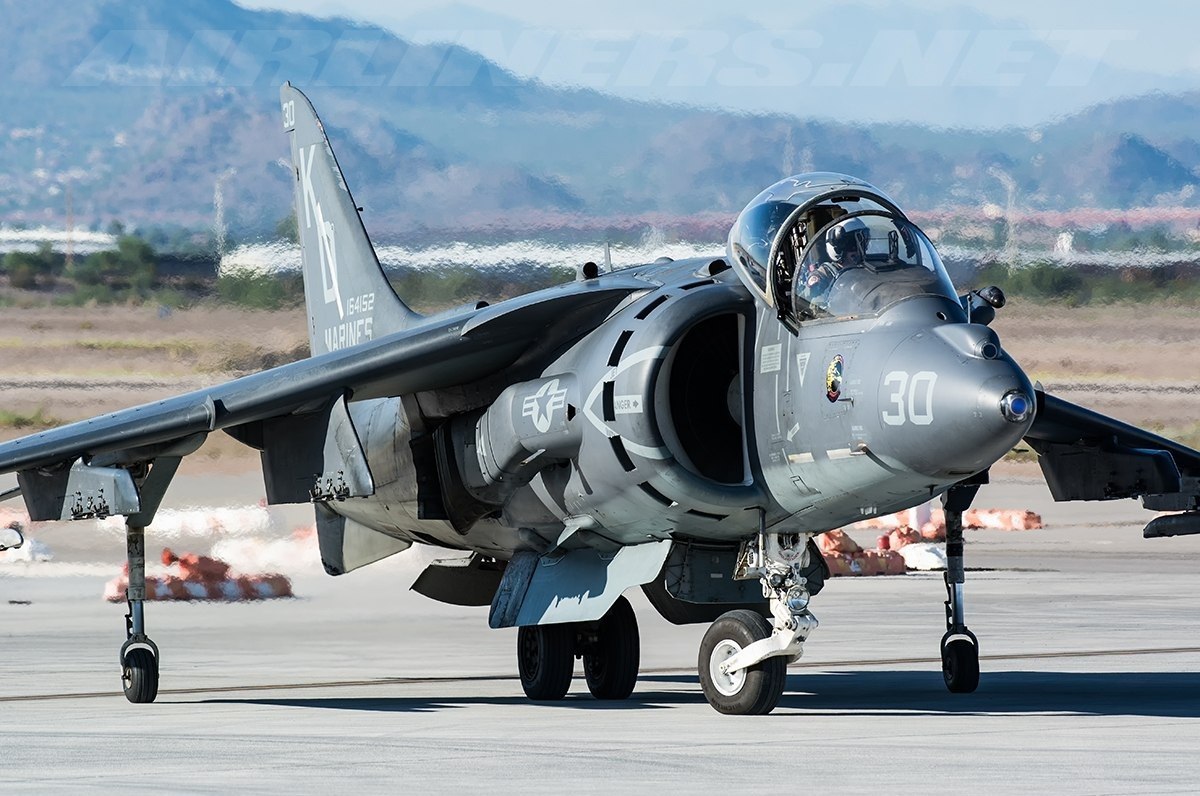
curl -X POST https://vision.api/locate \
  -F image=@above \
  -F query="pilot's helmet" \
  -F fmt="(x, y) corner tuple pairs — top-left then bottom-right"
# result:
(825, 217), (870, 263)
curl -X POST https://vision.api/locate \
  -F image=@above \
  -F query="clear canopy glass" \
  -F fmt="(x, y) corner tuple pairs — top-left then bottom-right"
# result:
(726, 173), (958, 324)
(787, 212), (958, 321)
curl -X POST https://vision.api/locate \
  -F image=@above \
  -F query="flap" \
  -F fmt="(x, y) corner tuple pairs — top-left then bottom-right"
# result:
(261, 393), (374, 504)
(18, 460), (141, 521)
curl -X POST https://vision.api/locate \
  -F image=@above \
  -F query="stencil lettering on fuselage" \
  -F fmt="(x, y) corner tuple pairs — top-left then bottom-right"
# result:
(759, 344), (782, 373)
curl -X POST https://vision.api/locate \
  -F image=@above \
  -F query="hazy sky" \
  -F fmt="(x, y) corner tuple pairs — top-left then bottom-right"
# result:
(232, 0), (1198, 126)
(237, 0), (1200, 74)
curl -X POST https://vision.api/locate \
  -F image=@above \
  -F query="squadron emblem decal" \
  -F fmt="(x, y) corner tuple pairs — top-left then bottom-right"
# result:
(825, 355), (844, 403)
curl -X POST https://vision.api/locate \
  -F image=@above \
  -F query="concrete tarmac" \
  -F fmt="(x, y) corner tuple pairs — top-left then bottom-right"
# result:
(4, 478), (1200, 793)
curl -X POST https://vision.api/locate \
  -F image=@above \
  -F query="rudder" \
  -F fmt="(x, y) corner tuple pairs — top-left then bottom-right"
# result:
(280, 83), (420, 356)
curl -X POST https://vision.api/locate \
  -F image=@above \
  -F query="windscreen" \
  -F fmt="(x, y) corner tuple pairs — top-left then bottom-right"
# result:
(784, 212), (958, 322)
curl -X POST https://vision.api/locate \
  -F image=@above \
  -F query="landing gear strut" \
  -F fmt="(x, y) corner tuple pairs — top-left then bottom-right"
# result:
(698, 527), (818, 715)
(941, 483), (981, 693)
(516, 595), (641, 701)
(120, 523), (159, 703)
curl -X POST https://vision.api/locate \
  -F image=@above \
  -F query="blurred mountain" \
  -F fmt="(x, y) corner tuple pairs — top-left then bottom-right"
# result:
(0, 0), (1197, 239)
(392, 2), (1192, 129)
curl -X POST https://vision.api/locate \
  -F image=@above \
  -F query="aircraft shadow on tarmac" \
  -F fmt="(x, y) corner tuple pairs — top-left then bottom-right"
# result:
(200, 669), (1200, 717)
(201, 693), (685, 713)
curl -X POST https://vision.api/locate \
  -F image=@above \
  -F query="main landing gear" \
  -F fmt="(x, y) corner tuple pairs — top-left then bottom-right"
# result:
(698, 530), (817, 715)
(516, 595), (640, 701)
(941, 483), (982, 693)
(120, 523), (159, 703)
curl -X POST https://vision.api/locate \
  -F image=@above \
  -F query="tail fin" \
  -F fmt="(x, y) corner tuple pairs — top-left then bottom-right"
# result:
(280, 83), (421, 356)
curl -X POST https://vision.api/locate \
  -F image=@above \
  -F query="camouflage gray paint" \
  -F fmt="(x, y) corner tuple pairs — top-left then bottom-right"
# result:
(7, 85), (1200, 713)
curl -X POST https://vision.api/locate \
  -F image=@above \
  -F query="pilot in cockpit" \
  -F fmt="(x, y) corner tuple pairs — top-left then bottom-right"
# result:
(801, 217), (870, 294)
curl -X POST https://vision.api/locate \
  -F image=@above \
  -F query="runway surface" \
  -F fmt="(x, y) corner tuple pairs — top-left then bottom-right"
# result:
(4, 479), (1200, 793)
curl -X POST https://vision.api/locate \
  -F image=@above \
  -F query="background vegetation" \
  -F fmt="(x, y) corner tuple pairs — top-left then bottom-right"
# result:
(4, 223), (1200, 313)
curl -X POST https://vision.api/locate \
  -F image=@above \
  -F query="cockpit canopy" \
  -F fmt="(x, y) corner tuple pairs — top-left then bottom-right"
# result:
(727, 173), (958, 326)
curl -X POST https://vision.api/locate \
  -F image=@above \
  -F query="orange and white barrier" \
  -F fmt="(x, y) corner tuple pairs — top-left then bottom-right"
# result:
(815, 529), (861, 555)
(816, 506), (1042, 576)
(103, 547), (293, 602)
(104, 572), (293, 602)
(963, 508), (1043, 531)
(850, 507), (1043, 540)
(822, 549), (907, 577)
(815, 531), (907, 576)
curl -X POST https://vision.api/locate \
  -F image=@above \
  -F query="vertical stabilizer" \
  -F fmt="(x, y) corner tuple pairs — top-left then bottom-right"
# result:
(280, 83), (420, 356)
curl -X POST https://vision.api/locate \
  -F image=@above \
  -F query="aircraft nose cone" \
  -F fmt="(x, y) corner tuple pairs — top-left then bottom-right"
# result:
(877, 324), (1034, 480)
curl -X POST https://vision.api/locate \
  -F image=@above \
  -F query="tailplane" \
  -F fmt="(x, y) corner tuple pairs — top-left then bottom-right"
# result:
(280, 83), (421, 356)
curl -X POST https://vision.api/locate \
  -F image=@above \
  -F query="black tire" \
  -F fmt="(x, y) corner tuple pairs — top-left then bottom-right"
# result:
(517, 623), (575, 700)
(942, 638), (980, 693)
(121, 647), (159, 704)
(698, 609), (786, 715)
(583, 596), (640, 700)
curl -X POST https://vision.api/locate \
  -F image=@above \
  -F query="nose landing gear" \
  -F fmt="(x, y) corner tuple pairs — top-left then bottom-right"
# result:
(698, 529), (818, 715)
(940, 482), (982, 694)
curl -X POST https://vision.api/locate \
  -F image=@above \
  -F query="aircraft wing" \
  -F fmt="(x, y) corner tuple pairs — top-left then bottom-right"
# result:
(0, 276), (647, 483)
(1024, 387), (1200, 508)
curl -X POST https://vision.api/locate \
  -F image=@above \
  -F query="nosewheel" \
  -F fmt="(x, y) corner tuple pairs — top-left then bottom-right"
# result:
(698, 610), (786, 715)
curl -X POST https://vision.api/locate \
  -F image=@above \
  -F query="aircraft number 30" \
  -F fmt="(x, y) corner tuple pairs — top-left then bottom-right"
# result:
(282, 100), (296, 129)
(881, 371), (937, 426)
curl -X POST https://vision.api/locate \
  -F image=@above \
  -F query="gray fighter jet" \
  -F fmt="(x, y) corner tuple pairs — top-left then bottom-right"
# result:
(4, 85), (1199, 715)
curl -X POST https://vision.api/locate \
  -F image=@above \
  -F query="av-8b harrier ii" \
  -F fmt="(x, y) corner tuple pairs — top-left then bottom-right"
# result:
(4, 85), (1200, 715)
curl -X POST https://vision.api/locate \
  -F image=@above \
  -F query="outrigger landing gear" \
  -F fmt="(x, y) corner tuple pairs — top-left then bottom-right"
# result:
(120, 522), (159, 703)
(698, 527), (818, 715)
(517, 595), (641, 701)
(940, 483), (982, 693)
